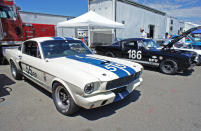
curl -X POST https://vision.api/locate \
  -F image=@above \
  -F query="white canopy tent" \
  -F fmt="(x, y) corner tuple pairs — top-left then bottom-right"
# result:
(57, 11), (125, 47)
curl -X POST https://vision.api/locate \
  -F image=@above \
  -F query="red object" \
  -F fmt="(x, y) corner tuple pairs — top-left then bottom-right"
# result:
(168, 35), (172, 39)
(22, 23), (55, 41)
(0, 0), (14, 6)
(0, 0), (56, 43)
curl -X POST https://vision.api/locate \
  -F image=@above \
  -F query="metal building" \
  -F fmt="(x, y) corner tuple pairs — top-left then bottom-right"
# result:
(89, 0), (167, 44)
(166, 16), (184, 35)
(19, 11), (76, 37)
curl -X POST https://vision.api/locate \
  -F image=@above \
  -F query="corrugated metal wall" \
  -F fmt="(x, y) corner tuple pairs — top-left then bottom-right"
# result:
(166, 16), (184, 35)
(115, 1), (166, 39)
(89, 0), (167, 43)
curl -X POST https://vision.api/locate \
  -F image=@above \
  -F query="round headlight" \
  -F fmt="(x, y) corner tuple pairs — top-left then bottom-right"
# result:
(84, 83), (95, 94)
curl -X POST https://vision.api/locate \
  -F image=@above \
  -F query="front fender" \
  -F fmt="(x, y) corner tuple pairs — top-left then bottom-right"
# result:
(51, 78), (82, 104)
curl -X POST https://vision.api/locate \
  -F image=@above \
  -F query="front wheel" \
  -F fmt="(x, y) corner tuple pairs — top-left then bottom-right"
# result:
(52, 83), (79, 116)
(160, 59), (178, 75)
(10, 61), (22, 80)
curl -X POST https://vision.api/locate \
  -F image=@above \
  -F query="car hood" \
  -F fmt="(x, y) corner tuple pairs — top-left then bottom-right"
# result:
(150, 47), (196, 58)
(46, 54), (142, 88)
(164, 26), (201, 49)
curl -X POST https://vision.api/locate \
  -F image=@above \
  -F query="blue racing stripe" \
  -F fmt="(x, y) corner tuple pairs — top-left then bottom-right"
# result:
(64, 37), (74, 40)
(114, 94), (121, 102)
(66, 54), (136, 78)
(113, 90), (130, 102)
(52, 37), (64, 40)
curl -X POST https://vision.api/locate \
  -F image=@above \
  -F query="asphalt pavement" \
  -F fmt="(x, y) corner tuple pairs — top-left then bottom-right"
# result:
(0, 65), (201, 131)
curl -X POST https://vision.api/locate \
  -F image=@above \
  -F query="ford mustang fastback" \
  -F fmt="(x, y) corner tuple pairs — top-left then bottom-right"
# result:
(5, 37), (143, 115)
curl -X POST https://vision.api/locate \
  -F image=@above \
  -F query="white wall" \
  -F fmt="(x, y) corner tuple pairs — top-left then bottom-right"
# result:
(184, 22), (198, 31)
(89, 0), (114, 20)
(115, 1), (166, 39)
(166, 16), (184, 35)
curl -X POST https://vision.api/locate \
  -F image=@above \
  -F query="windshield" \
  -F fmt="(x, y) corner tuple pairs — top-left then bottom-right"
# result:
(41, 40), (92, 59)
(0, 6), (16, 19)
(143, 39), (160, 49)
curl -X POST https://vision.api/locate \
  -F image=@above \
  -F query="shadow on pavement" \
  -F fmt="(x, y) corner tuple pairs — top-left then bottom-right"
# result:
(0, 74), (15, 103)
(73, 90), (141, 120)
(24, 78), (52, 99)
(23, 78), (141, 120)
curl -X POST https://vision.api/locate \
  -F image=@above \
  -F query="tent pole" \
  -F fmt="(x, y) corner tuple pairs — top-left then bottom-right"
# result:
(88, 26), (91, 47)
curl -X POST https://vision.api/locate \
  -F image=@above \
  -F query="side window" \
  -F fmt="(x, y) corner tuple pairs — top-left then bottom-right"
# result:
(137, 40), (145, 49)
(23, 41), (41, 58)
(124, 41), (138, 49)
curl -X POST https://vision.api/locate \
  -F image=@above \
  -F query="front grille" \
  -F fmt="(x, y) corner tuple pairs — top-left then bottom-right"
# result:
(106, 72), (140, 90)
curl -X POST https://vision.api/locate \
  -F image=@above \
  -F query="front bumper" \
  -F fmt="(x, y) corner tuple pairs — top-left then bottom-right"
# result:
(74, 78), (143, 109)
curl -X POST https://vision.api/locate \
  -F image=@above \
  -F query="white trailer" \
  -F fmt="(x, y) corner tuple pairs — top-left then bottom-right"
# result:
(89, 0), (167, 43)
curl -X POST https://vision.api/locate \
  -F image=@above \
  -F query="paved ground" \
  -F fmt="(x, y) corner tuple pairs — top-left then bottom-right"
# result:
(0, 65), (201, 131)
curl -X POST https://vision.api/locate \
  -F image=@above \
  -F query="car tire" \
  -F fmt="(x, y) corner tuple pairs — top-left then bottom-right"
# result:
(196, 55), (201, 66)
(52, 82), (79, 116)
(105, 52), (116, 57)
(10, 61), (22, 80)
(160, 59), (178, 75)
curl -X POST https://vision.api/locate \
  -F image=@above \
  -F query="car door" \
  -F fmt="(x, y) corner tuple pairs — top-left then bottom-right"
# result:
(122, 40), (143, 61)
(20, 41), (47, 87)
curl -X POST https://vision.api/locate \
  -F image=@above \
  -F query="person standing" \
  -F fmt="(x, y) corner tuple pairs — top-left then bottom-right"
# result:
(165, 32), (169, 39)
(140, 28), (147, 38)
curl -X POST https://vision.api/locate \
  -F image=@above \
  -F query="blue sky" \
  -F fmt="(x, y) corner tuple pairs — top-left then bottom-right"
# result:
(15, 0), (201, 24)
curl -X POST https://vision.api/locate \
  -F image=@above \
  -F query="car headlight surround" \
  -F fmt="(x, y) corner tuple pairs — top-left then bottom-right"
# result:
(84, 82), (101, 95)
(84, 83), (95, 94)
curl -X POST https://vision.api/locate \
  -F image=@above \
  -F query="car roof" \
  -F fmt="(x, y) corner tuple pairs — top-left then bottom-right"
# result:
(119, 38), (152, 42)
(26, 37), (79, 43)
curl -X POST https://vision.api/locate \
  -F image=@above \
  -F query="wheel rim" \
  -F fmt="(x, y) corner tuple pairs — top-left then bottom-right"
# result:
(55, 86), (70, 110)
(163, 61), (175, 73)
(11, 63), (17, 78)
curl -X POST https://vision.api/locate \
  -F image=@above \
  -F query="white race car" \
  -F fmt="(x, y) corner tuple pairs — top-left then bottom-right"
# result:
(5, 37), (143, 115)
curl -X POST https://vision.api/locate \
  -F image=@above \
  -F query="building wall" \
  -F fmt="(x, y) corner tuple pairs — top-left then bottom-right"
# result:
(184, 22), (198, 31)
(89, 0), (114, 20)
(89, 0), (167, 41)
(89, 0), (114, 44)
(116, 1), (166, 39)
(166, 16), (184, 35)
(19, 11), (76, 37)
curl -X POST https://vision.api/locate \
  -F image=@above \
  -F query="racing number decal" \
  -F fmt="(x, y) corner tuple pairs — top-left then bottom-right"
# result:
(128, 50), (142, 60)
(104, 63), (126, 72)
(25, 65), (37, 78)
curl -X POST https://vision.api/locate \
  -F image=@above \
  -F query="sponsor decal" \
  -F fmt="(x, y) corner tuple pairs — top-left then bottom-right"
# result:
(149, 56), (158, 63)
(66, 55), (136, 78)
(25, 65), (37, 78)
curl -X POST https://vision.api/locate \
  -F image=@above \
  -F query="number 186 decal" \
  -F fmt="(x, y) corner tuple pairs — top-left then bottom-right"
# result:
(128, 50), (142, 60)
